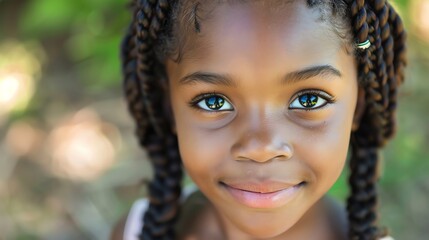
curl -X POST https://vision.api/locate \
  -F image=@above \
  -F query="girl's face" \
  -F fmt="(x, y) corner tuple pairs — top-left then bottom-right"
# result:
(167, 1), (358, 238)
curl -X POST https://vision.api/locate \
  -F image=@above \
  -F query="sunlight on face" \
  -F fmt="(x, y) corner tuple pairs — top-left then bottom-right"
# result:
(167, 1), (357, 239)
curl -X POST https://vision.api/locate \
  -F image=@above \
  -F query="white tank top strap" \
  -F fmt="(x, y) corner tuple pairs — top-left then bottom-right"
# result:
(123, 198), (149, 240)
(380, 236), (394, 240)
(123, 184), (198, 240)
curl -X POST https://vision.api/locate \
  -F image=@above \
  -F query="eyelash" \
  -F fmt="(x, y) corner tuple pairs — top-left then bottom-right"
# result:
(188, 89), (336, 112)
(188, 92), (234, 112)
(289, 89), (336, 111)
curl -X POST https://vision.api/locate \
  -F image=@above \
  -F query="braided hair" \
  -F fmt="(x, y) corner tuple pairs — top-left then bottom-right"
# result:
(346, 1), (406, 239)
(122, 0), (182, 239)
(120, 0), (406, 239)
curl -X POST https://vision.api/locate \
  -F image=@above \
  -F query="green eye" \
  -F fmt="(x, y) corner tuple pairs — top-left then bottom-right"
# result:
(195, 95), (233, 111)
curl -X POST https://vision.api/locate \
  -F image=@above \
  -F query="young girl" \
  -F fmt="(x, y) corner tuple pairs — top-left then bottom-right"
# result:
(113, 0), (406, 239)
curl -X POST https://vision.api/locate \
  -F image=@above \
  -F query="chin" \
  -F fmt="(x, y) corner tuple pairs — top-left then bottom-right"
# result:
(241, 226), (289, 239)
(232, 215), (296, 239)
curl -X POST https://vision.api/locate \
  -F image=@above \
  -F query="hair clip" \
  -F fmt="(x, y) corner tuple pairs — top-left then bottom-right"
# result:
(356, 39), (371, 50)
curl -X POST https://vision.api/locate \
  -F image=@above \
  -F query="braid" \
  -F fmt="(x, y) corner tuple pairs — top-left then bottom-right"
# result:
(372, 0), (395, 139)
(348, 138), (379, 239)
(149, 0), (170, 39)
(384, 2), (407, 138)
(347, 6), (382, 240)
(122, 0), (182, 239)
(351, 0), (371, 78)
(347, 0), (406, 239)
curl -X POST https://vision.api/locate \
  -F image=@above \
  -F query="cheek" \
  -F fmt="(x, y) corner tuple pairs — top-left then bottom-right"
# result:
(295, 105), (354, 192)
(169, 85), (219, 182)
(175, 116), (229, 182)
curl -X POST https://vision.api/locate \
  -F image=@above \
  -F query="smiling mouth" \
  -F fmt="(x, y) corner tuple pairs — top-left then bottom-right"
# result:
(220, 181), (306, 209)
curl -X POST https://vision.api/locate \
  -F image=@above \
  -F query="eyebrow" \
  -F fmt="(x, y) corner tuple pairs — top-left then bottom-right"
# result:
(178, 65), (342, 87)
(179, 72), (236, 87)
(282, 65), (342, 85)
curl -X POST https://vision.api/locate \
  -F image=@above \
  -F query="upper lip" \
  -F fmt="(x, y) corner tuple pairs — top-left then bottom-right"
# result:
(221, 180), (302, 193)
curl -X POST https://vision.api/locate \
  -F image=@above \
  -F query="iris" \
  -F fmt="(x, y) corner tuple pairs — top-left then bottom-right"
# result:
(299, 94), (318, 108)
(206, 96), (225, 110)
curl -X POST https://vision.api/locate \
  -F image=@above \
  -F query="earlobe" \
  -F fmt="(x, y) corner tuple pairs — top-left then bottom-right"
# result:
(352, 86), (366, 132)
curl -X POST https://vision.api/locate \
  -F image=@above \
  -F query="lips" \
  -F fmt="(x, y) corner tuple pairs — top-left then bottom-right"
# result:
(220, 180), (305, 209)
(222, 181), (299, 193)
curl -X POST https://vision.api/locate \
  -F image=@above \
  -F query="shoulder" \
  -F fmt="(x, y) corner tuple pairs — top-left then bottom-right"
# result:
(110, 185), (200, 240)
(110, 199), (149, 240)
(124, 199), (150, 240)
(110, 214), (128, 240)
(323, 196), (395, 240)
(324, 196), (348, 240)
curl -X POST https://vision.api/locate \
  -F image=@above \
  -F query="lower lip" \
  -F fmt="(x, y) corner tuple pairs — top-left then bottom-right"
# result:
(222, 182), (304, 209)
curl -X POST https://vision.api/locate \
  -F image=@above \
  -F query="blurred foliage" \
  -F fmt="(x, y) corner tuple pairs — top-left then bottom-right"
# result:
(0, 0), (428, 239)
(19, 0), (130, 90)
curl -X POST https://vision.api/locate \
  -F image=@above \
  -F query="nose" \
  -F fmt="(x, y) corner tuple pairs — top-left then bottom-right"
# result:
(231, 113), (293, 163)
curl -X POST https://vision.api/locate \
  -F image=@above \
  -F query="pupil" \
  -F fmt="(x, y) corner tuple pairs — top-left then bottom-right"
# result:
(206, 96), (224, 110)
(299, 94), (318, 107)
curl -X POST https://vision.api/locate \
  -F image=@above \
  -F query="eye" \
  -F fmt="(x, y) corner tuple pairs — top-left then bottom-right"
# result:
(289, 90), (334, 110)
(191, 94), (234, 112)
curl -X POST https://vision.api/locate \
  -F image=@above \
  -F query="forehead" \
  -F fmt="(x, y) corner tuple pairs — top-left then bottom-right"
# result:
(176, 0), (347, 67)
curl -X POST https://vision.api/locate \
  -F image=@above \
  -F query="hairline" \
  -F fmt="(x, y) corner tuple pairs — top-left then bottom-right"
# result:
(156, 0), (353, 64)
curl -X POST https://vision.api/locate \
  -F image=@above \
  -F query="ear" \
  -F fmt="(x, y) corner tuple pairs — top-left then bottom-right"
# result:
(352, 86), (366, 132)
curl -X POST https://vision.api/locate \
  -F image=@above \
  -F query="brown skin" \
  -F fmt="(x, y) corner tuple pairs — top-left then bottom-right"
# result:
(182, 204), (226, 240)
(110, 215), (127, 240)
(166, 1), (363, 240)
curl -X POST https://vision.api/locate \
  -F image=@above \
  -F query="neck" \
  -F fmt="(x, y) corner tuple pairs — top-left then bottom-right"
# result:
(217, 197), (334, 240)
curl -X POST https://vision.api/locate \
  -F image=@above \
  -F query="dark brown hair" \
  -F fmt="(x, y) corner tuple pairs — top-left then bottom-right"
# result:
(120, 0), (406, 239)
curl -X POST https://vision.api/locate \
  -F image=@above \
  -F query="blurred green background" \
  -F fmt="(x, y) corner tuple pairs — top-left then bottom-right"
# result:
(0, 0), (428, 239)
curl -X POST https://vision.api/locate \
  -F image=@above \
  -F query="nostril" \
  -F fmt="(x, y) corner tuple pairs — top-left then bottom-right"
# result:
(273, 154), (290, 160)
(231, 133), (293, 163)
(233, 142), (293, 163)
(235, 153), (292, 163)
